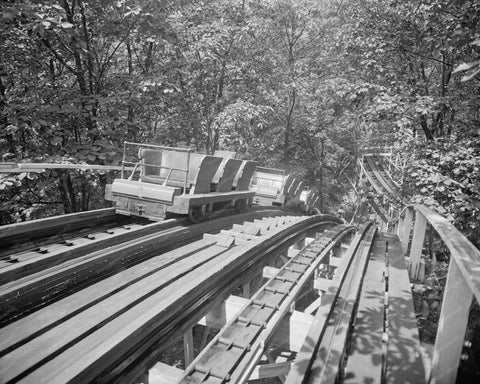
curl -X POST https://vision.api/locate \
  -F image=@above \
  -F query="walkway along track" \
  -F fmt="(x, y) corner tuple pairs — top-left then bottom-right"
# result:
(177, 224), (355, 384)
(0, 213), (342, 383)
(0, 208), (291, 325)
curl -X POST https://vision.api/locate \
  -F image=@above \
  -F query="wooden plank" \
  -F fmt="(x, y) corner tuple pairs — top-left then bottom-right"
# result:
(306, 228), (375, 383)
(0, 243), (227, 383)
(0, 226), (190, 323)
(0, 211), (288, 323)
(2, 216), (319, 383)
(399, 208), (413, 255)
(284, 224), (375, 384)
(386, 234), (425, 384)
(344, 234), (387, 383)
(0, 239), (217, 354)
(250, 361), (292, 380)
(429, 258), (472, 384)
(0, 208), (116, 245)
(409, 212), (426, 280)
(0, 219), (179, 284)
(149, 362), (183, 384)
(184, 327), (194, 367)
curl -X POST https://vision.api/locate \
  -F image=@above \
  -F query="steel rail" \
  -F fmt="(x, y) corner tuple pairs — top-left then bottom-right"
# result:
(177, 224), (354, 384)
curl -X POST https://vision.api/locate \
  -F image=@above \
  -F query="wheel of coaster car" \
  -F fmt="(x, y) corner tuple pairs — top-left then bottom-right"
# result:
(235, 198), (247, 213)
(188, 205), (207, 223)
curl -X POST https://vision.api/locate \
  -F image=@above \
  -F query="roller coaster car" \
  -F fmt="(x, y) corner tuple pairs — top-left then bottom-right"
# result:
(107, 143), (257, 223)
(300, 189), (320, 214)
(249, 167), (290, 207)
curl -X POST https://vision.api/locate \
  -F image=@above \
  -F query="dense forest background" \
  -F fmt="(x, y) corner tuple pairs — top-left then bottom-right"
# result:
(0, 0), (479, 247)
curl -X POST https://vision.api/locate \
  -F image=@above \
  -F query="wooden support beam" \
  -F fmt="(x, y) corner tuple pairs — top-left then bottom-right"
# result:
(249, 361), (292, 380)
(429, 258), (472, 384)
(198, 295), (248, 327)
(313, 277), (332, 292)
(408, 212), (427, 281)
(304, 294), (323, 315)
(183, 327), (194, 367)
(242, 281), (251, 299)
(205, 302), (227, 331)
(399, 208), (413, 255)
(272, 310), (314, 352)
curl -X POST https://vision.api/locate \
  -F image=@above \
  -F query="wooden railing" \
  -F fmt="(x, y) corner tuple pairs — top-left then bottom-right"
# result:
(396, 204), (480, 384)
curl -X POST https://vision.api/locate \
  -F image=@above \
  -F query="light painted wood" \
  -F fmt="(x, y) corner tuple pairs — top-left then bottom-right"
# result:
(313, 277), (332, 292)
(304, 294), (323, 315)
(400, 208), (413, 255)
(409, 212), (427, 281)
(198, 295), (249, 327)
(242, 281), (251, 298)
(386, 235), (425, 383)
(183, 327), (194, 367)
(272, 310), (315, 352)
(429, 258), (472, 384)
(205, 302), (227, 331)
(250, 361), (292, 380)
(344, 234), (386, 383)
(149, 362), (183, 384)
(263, 266), (280, 279)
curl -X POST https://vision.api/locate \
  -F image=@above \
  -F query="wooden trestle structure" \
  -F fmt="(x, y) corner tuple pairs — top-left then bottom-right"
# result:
(0, 154), (479, 384)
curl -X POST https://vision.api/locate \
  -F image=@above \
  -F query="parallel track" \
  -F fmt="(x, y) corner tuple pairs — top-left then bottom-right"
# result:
(0, 213), (342, 384)
(178, 224), (354, 384)
(0, 208), (290, 325)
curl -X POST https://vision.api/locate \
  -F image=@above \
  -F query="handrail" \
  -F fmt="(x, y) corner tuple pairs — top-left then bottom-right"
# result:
(121, 142), (192, 192)
(397, 204), (480, 384)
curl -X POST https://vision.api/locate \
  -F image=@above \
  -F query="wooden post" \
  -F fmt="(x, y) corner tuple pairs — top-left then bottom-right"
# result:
(206, 301), (227, 330)
(409, 212), (427, 281)
(242, 281), (251, 298)
(429, 258), (472, 384)
(397, 214), (404, 238)
(294, 237), (306, 250)
(183, 327), (194, 368)
(399, 208), (413, 255)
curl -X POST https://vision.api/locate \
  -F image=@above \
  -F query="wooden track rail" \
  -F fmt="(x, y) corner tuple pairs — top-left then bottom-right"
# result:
(0, 210), (290, 325)
(0, 208), (119, 248)
(0, 213), (342, 383)
(178, 224), (354, 384)
(284, 223), (425, 384)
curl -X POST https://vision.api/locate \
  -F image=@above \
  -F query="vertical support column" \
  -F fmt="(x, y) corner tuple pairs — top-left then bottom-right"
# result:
(288, 236), (306, 257)
(242, 281), (251, 299)
(399, 208), (413, 255)
(409, 212), (427, 281)
(184, 327), (194, 368)
(206, 302), (227, 330)
(397, 210), (405, 238)
(430, 258), (472, 384)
